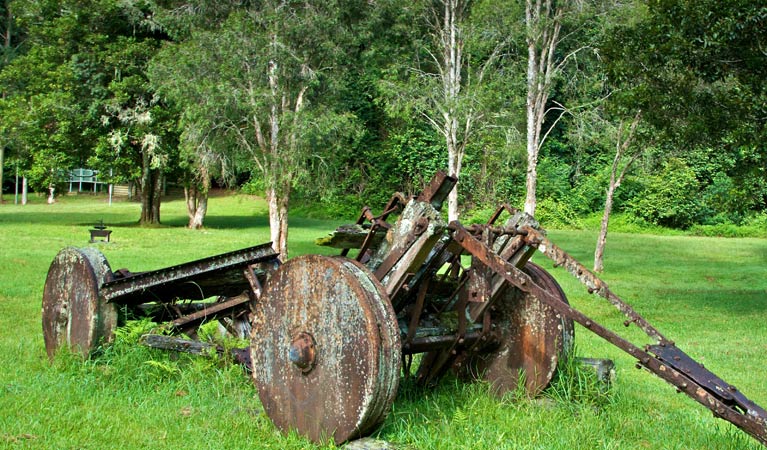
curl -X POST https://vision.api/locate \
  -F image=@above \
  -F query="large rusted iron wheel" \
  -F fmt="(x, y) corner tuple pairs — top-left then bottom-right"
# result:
(42, 247), (119, 360)
(470, 261), (574, 396)
(250, 255), (401, 445)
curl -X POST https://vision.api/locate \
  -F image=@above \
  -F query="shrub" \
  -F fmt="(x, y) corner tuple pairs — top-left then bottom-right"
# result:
(535, 197), (583, 229)
(628, 158), (703, 228)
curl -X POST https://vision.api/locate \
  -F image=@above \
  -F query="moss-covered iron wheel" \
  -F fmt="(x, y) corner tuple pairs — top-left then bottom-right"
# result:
(42, 247), (118, 360)
(250, 255), (401, 445)
(469, 261), (575, 396)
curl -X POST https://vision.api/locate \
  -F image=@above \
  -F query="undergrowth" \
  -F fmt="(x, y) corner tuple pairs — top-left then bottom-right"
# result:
(545, 350), (615, 410)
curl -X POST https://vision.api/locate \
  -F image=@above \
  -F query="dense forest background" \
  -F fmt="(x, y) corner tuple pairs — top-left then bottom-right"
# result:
(1, 0), (765, 235)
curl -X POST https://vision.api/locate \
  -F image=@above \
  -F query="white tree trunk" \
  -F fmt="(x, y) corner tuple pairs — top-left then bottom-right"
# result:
(190, 194), (208, 229)
(594, 176), (616, 273)
(594, 111), (641, 272)
(443, 0), (464, 223)
(524, 0), (562, 217)
(185, 169), (210, 229)
(524, 98), (539, 216)
(21, 176), (27, 205)
(267, 185), (289, 261)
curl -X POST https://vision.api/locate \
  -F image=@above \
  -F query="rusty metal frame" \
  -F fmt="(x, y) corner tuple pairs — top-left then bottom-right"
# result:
(450, 222), (767, 445)
(101, 243), (278, 305)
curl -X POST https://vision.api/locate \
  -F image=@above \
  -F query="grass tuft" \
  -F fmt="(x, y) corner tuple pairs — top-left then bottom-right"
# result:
(545, 349), (615, 411)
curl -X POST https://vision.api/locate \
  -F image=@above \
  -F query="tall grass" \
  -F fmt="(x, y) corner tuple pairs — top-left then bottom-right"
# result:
(1, 192), (765, 449)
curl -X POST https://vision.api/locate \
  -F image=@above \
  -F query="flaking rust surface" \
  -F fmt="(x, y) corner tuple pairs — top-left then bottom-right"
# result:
(478, 262), (574, 396)
(250, 255), (400, 445)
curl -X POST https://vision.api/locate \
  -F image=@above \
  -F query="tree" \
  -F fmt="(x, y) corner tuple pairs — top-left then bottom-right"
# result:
(523, 0), (566, 216)
(96, 88), (176, 224)
(176, 117), (230, 229)
(0, 45), (82, 204)
(433, 0), (471, 222)
(379, 0), (511, 221)
(594, 110), (641, 272)
(145, 0), (259, 229)
(151, 2), (358, 259)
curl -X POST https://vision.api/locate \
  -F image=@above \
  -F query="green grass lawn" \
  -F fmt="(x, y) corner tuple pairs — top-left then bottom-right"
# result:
(1, 192), (765, 449)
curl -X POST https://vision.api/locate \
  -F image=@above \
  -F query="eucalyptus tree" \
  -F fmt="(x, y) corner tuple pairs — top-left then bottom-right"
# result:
(380, 0), (514, 221)
(151, 1), (360, 259)
(522, 0), (584, 216)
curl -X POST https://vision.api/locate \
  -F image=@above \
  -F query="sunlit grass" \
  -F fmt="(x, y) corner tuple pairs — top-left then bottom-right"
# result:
(0, 192), (765, 449)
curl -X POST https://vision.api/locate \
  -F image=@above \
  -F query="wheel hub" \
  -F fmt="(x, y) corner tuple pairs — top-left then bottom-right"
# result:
(288, 332), (316, 373)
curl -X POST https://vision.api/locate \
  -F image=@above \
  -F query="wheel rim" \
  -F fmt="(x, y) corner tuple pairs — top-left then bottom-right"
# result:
(42, 247), (117, 360)
(475, 261), (574, 396)
(250, 255), (400, 444)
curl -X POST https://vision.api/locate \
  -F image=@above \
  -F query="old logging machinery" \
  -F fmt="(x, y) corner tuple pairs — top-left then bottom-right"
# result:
(42, 171), (767, 446)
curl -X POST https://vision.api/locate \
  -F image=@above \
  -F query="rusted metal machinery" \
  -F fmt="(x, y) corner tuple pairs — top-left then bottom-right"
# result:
(42, 243), (279, 361)
(42, 171), (767, 447)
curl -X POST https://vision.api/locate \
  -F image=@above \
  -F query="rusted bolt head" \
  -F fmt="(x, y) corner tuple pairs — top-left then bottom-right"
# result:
(288, 332), (316, 374)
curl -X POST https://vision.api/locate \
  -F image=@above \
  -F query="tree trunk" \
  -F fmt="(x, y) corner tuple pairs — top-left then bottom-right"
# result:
(594, 178), (616, 273)
(524, 115), (538, 216)
(138, 149), (162, 225)
(185, 172), (210, 230)
(267, 185), (289, 262)
(524, 0), (562, 217)
(594, 111), (641, 272)
(443, 0), (464, 223)
(185, 184), (198, 225)
(191, 193), (208, 229)
(21, 175), (27, 205)
(150, 172), (162, 222)
(447, 135), (463, 222)
(139, 170), (162, 224)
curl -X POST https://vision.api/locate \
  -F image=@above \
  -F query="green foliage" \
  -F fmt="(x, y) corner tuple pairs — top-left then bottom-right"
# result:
(580, 212), (681, 236)
(688, 212), (767, 238)
(628, 158), (702, 228)
(2, 0), (767, 234)
(535, 197), (584, 230)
